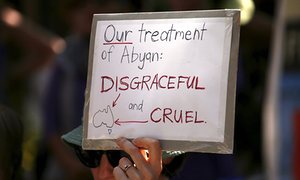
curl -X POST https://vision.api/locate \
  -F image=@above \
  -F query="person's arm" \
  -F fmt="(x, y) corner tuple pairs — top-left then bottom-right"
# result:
(113, 137), (163, 180)
(43, 66), (90, 179)
(49, 134), (91, 179)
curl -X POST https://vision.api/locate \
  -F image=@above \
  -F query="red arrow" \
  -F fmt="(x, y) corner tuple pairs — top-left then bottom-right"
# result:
(114, 119), (148, 126)
(112, 93), (121, 107)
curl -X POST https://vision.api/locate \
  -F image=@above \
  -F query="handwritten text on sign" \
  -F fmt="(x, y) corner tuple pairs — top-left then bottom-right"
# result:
(88, 18), (232, 142)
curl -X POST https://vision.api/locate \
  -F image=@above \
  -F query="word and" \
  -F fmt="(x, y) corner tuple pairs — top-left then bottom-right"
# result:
(100, 74), (205, 93)
(150, 107), (205, 124)
(128, 100), (144, 112)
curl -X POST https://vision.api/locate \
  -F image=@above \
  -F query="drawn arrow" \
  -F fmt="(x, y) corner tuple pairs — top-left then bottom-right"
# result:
(114, 119), (148, 126)
(112, 93), (121, 107)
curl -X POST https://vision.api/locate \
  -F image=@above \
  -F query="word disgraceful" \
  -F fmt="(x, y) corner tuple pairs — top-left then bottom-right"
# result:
(101, 74), (206, 93)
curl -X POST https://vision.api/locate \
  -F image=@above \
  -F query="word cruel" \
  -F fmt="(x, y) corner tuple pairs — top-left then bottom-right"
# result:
(150, 107), (205, 124)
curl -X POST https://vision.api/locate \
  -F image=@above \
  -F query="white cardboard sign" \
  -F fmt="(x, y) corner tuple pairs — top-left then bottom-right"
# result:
(83, 10), (240, 153)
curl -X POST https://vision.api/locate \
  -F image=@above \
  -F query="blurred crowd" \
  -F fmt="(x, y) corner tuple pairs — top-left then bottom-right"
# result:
(1, 0), (299, 179)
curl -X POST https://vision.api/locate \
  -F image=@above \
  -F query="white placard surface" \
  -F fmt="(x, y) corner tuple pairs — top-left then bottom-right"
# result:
(83, 10), (240, 153)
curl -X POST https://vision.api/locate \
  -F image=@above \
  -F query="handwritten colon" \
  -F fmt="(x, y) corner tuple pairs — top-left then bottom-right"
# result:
(100, 74), (205, 93)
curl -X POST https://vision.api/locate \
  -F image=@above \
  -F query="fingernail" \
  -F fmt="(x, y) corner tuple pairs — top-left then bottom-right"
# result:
(132, 138), (138, 145)
(116, 137), (125, 144)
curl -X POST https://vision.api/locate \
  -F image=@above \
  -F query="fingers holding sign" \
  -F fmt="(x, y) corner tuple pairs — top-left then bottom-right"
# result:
(114, 137), (162, 180)
(132, 137), (162, 175)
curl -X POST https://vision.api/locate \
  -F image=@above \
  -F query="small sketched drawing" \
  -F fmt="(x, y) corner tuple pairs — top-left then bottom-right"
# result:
(92, 105), (114, 134)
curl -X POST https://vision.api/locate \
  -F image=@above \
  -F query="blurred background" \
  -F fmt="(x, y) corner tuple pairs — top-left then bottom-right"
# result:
(0, 0), (299, 179)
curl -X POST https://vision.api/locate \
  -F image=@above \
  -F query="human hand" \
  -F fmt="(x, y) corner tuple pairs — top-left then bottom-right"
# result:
(113, 137), (162, 180)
